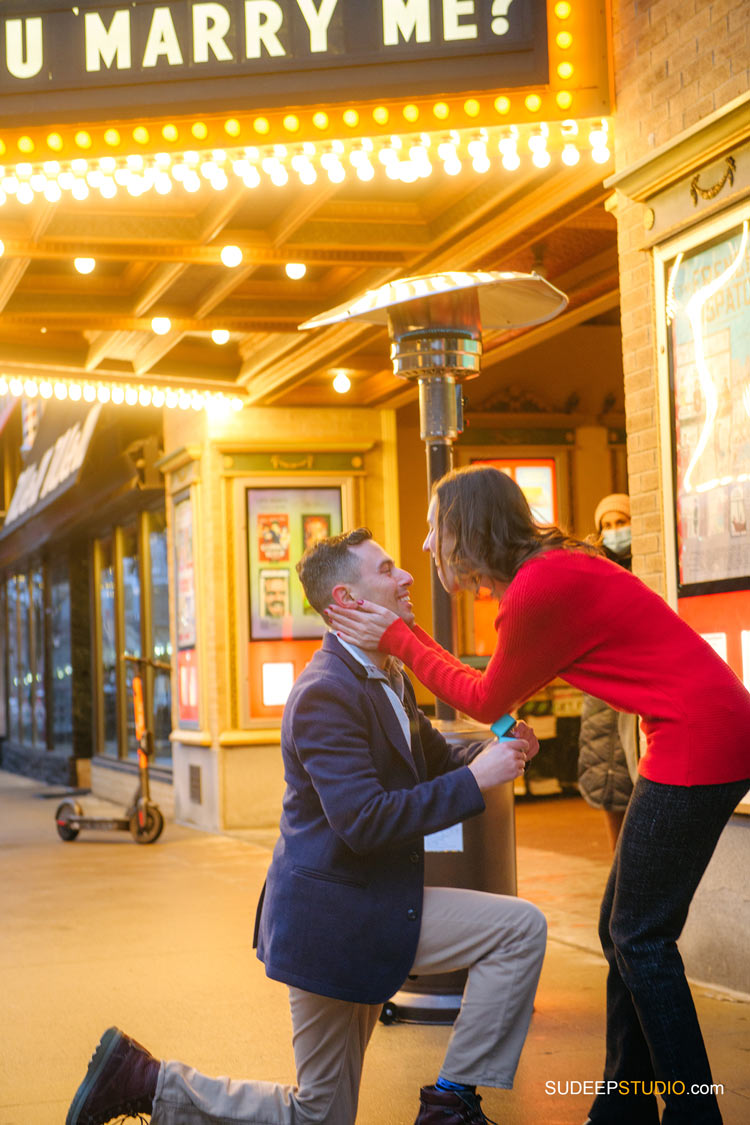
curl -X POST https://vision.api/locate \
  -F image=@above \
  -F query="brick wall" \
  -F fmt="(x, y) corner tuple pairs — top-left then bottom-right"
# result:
(610, 0), (750, 593)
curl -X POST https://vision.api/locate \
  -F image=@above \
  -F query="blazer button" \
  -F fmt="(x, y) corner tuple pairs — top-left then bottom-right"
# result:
(409, 851), (420, 864)
(407, 907), (417, 920)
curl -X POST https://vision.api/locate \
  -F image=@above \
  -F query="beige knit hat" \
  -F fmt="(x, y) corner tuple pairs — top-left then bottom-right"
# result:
(594, 493), (630, 531)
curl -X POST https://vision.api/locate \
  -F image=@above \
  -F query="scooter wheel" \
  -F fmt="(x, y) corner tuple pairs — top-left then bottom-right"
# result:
(129, 805), (164, 844)
(55, 800), (82, 842)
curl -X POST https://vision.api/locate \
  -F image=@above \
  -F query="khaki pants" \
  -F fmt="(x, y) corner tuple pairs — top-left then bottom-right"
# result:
(152, 887), (546, 1125)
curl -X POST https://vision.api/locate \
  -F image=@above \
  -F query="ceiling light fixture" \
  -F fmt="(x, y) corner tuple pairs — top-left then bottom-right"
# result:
(285, 262), (306, 280)
(151, 316), (172, 335)
(74, 257), (96, 274)
(211, 329), (230, 344)
(220, 244), (243, 267)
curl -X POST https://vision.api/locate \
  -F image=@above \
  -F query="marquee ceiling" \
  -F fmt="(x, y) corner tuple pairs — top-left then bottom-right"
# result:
(0, 151), (619, 413)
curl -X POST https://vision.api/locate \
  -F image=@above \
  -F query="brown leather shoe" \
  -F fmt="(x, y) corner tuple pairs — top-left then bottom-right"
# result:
(66, 1027), (160, 1124)
(414, 1084), (498, 1124)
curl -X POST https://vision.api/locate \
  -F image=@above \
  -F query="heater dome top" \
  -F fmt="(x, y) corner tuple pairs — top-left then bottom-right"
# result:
(298, 270), (567, 333)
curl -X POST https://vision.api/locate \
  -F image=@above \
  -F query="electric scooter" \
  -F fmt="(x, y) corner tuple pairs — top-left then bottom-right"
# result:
(55, 655), (169, 845)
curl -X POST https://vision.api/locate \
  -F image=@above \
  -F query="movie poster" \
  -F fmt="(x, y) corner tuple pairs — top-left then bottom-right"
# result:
(247, 487), (343, 639)
(667, 221), (750, 590)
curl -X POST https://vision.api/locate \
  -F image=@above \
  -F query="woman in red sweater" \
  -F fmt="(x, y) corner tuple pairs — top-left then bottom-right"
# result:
(328, 464), (750, 1125)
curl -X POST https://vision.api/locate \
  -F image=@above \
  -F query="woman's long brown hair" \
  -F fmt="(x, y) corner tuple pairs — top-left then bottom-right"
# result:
(434, 464), (597, 588)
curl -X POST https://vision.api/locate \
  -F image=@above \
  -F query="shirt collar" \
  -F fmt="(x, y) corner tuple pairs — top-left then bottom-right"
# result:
(334, 633), (402, 683)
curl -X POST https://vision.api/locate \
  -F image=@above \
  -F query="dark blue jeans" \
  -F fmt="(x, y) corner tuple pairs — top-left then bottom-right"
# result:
(588, 774), (749, 1125)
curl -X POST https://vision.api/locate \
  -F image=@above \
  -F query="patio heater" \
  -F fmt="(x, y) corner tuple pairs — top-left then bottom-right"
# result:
(300, 270), (568, 717)
(300, 271), (567, 1022)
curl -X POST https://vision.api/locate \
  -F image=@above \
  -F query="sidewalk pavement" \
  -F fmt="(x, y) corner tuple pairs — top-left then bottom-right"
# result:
(1, 769), (748, 1125)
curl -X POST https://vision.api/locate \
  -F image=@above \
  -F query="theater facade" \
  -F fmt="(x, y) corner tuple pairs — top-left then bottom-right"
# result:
(0, 1), (749, 991)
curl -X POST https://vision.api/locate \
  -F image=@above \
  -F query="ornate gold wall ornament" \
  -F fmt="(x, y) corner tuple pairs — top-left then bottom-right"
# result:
(270, 454), (314, 469)
(689, 156), (736, 206)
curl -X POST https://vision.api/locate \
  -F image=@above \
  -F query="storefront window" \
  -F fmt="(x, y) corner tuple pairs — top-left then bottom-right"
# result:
(92, 510), (171, 765)
(18, 574), (32, 745)
(122, 525), (142, 760)
(31, 569), (46, 749)
(149, 511), (172, 762)
(6, 578), (19, 740)
(99, 538), (118, 756)
(49, 560), (73, 754)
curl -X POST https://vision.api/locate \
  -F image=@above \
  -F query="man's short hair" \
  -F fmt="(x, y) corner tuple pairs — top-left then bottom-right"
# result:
(296, 527), (373, 616)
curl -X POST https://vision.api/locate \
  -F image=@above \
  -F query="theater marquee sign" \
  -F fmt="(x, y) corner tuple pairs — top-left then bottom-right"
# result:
(0, 0), (548, 121)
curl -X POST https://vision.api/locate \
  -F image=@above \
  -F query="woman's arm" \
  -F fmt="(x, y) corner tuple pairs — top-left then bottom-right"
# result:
(382, 569), (581, 723)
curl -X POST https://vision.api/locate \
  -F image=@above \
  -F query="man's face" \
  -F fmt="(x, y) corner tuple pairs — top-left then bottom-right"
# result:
(342, 539), (415, 625)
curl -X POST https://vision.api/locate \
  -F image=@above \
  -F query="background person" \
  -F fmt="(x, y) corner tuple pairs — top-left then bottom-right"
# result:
(577, 493), (637, 850)
(67, 527), (545, 1125)
(327, 467), (750, 1125)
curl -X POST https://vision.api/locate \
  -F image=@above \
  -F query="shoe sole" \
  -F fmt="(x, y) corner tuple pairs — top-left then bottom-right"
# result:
(66, 1027), (123, 1125)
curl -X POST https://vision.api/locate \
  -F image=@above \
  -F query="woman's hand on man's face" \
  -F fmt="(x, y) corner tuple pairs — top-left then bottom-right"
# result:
(325, 599), (398, 649)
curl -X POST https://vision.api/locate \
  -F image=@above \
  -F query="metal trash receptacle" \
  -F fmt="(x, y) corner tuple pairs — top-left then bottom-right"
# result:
(381, 718), (517, 1025)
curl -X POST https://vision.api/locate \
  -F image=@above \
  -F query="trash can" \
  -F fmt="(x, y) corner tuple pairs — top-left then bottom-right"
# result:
(381, 718), (517, 1025)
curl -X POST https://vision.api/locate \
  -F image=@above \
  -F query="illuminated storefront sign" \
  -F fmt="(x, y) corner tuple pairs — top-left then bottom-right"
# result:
(2, 404), (102, 529)
(0, 0), (547, 120)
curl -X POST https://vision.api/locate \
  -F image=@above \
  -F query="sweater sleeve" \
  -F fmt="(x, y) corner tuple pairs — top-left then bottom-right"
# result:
(410, 624), (483, 678)
(380, 560), (586, 724)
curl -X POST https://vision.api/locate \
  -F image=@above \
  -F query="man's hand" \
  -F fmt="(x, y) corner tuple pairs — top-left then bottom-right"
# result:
(468, 724), (538, 791)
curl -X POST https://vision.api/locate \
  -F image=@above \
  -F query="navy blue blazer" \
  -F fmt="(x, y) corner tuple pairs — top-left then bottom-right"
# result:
(255, 633), (486, 1004)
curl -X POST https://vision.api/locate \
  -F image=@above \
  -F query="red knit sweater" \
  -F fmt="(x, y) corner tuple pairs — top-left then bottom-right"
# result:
(381, 550), (750, 786)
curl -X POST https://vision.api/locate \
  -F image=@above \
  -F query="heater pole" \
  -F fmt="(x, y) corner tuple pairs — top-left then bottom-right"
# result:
(425, 437), (457, 720)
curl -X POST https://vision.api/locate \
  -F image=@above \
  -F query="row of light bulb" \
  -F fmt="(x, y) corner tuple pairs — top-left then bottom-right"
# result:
(69, 254), (306, 283)
(0, 122), (611, 205)
(0, 375), (244, 412)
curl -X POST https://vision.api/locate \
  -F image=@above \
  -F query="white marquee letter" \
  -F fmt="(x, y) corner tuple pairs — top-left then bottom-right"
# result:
(244, 1), (285, 58)
(5, 17), (43, 79)
(443, 0), (477, 41)
(85, 10), (132, 72)
(382, 0), (430, 46)
(142, 7), (184, 67)
(193, 2), (233, 63)
(296, 0), (338, 53)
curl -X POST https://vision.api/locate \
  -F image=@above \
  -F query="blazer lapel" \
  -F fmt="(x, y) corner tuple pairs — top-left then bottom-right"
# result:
(402, 677), (428, 781)
(324, 633), (419, 778)
(364, 678), (419, 779)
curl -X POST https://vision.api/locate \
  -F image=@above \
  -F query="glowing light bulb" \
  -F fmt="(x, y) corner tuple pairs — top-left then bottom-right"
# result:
(211, 329), (230, 345)
(220, 245), (243, 268)
(332, 371), (351, 394)
(285, 262), (306, 280)
(561, 143), (580, 166)
(54, 382), (68, 400)
(111, 385), (125, 404)
(125, 387), (138, 406)
(151, 317), (172, 335)
(83, 384), (96, 402)
(74, 257), (96, 274)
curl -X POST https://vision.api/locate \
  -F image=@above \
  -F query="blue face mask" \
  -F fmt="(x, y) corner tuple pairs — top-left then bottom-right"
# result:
(602, 526), (632, 554)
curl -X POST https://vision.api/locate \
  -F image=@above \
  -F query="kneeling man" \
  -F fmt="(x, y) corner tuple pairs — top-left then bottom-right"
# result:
(67, 529), (546, 1125)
